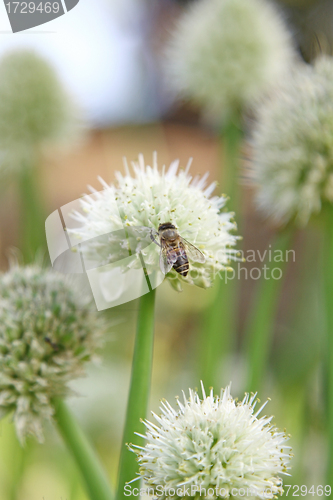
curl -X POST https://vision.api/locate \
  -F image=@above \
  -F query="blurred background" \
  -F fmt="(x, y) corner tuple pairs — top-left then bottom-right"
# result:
(0, 0), (331, 498)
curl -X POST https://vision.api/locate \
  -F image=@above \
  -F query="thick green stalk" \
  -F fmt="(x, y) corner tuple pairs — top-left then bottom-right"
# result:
(18, 160), (47, 263)
(53, 398), (113, 500)
(198, 116), (243, 389)
(3, 417), (27, 500)
(116, 289), (156, 499)
(198, 273), (237, 389)
(324, 208), (333, 487)
(245, 229), (293, 393)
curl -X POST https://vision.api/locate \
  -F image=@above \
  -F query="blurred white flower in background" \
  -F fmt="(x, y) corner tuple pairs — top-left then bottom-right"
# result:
(166, 0), (294, 119)
(0, 49), (79, 171)
(131, 384), (291, 499)
(0, 0), (160, 126)
(252, 56), (333, 226)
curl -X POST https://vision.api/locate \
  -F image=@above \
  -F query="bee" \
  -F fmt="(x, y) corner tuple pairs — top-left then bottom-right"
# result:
(150, 222), (205, 276)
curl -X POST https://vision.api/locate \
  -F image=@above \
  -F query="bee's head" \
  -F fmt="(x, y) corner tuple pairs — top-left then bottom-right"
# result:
(158, 222), (176, 232)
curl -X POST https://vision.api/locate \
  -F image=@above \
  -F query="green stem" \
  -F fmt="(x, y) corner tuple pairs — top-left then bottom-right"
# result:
(198, 273), (237, 389)
(222, 115), (243, 215)
(324, 208), (333, 487)
(116, 289), (156, 500)
(53, 398), (113, 500)
(4, 417), (27, 500)
(245, 229), (294, 393)
(18, 159), (47, 263)
(197, 116), (243, 390)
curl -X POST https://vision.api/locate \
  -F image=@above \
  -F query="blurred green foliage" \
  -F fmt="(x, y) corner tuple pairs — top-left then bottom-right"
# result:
(0, 244), (328, 499)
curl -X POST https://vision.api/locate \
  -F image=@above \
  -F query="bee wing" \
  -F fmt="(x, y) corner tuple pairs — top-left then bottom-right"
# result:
(180, 237), (206, 263)
(122, 226), (160, 253)
(159, 242), (177, 274)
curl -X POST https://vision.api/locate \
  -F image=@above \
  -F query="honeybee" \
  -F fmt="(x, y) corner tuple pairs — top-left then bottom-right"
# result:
(150, 222), (205, 276)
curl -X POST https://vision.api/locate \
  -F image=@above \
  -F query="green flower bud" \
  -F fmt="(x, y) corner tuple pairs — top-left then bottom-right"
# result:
(0, 265), (102, 443)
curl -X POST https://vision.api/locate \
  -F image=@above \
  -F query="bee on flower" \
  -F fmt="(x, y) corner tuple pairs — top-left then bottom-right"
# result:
(69, 153), (239, 292)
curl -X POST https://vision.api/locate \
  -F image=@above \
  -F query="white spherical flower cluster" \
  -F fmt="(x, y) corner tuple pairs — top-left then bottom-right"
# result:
(131, 384), (291, 500)
(0, 49), (77, 170)
(252, 56), (333, 226)
(166, 0), (294, 117)
(0, 265), (102, 443)
(70, 154), (239, 291)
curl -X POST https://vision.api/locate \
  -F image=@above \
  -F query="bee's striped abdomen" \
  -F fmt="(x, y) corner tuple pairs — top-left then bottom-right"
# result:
(171, 246), (189, 277)
(173, 257), (189, 276)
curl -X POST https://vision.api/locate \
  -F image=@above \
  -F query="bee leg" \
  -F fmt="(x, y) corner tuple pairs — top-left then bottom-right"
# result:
(150, 231), (161, 247)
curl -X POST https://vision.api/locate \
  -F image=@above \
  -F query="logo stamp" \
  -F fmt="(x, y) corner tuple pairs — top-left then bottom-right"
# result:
(3, 0), (80, 33)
